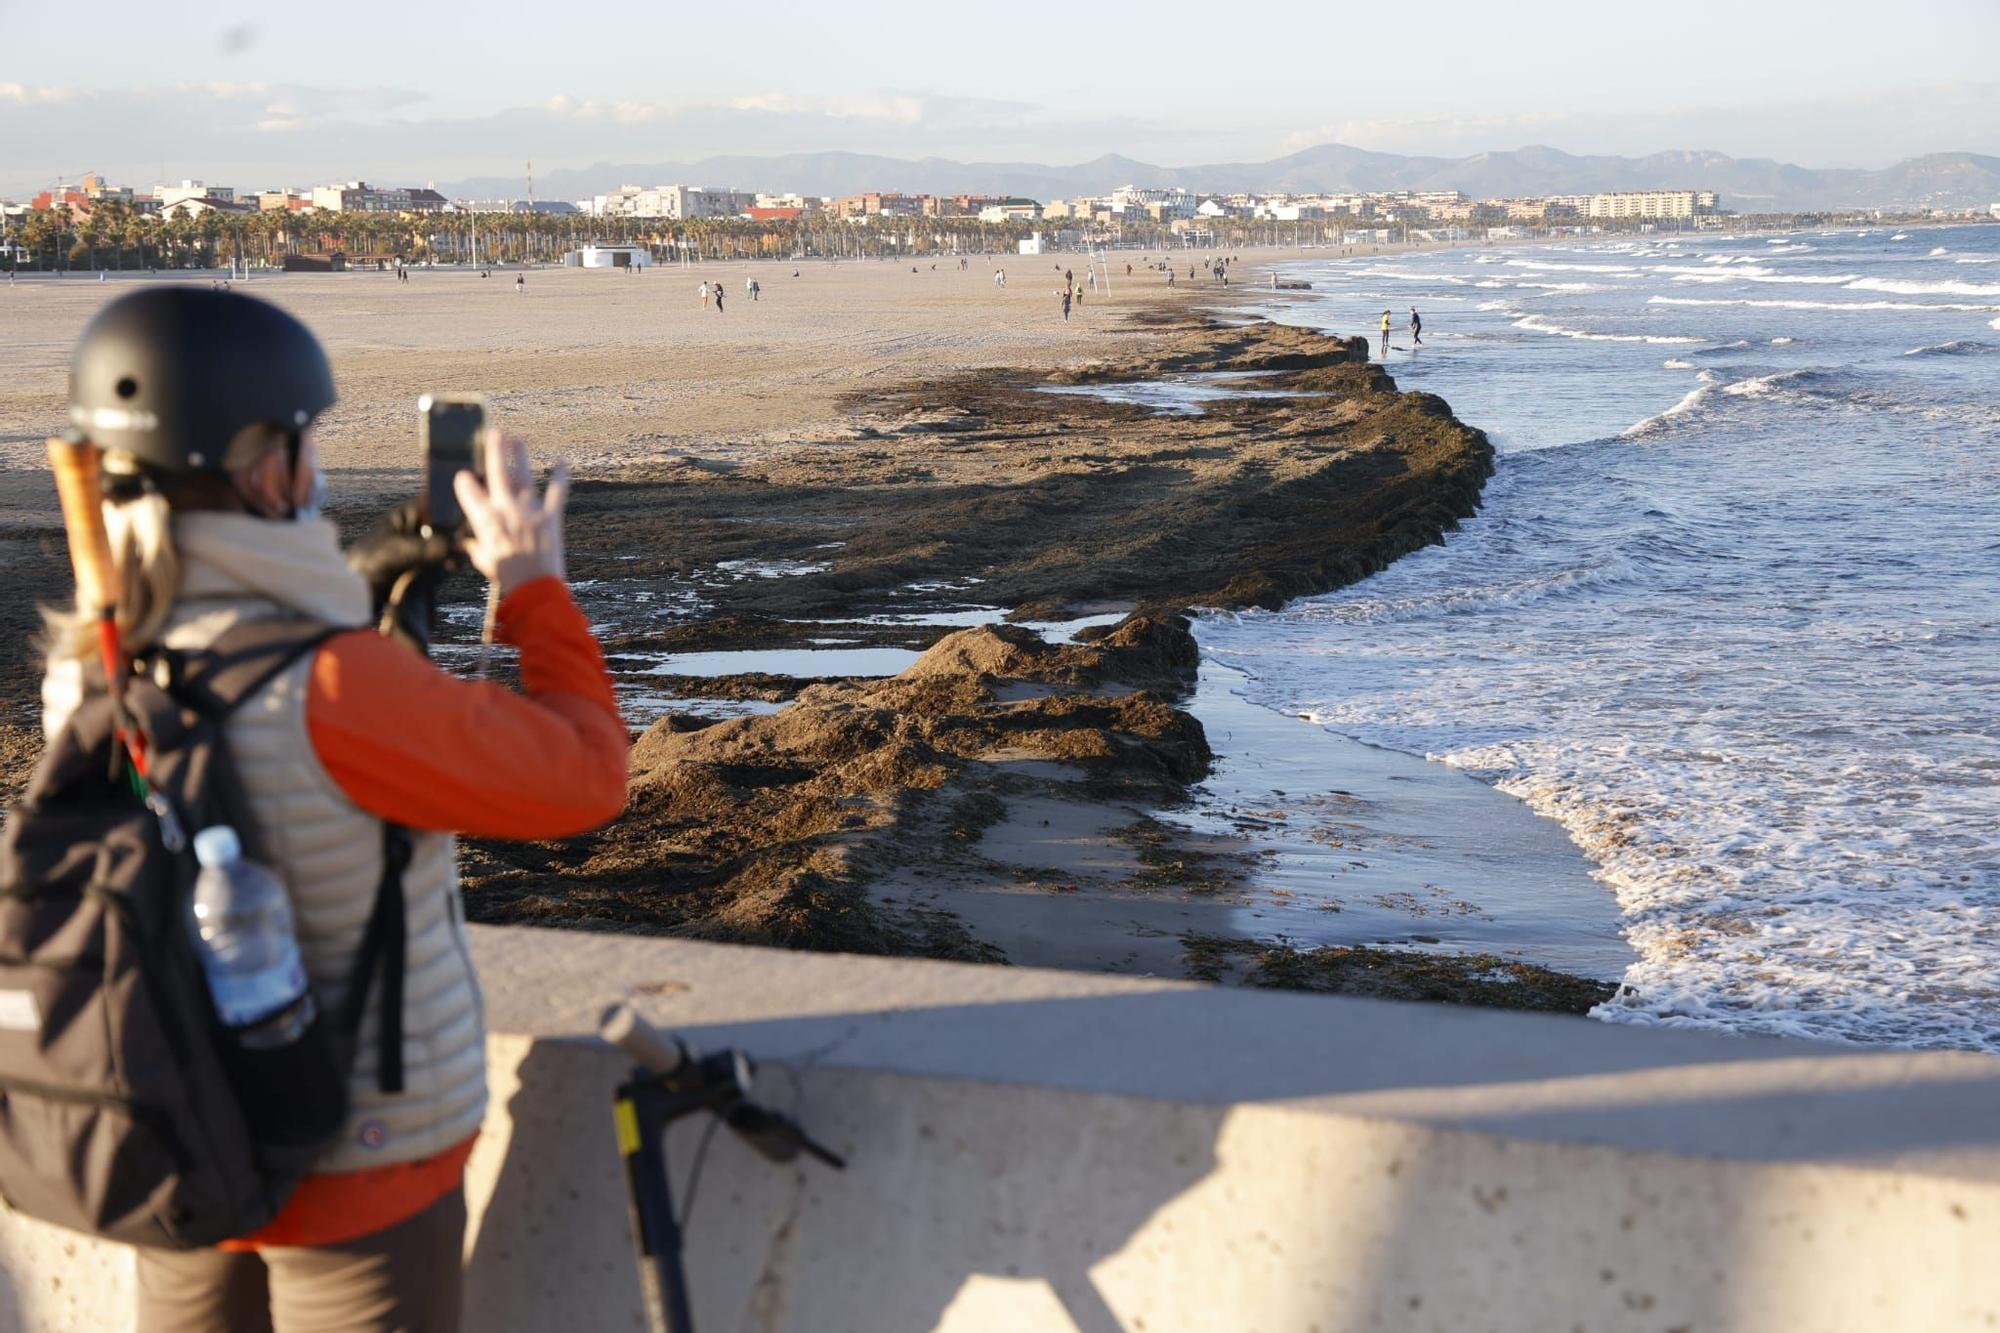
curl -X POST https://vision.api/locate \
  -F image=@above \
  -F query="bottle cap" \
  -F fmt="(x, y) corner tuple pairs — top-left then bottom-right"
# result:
(192, 826), (241, 868)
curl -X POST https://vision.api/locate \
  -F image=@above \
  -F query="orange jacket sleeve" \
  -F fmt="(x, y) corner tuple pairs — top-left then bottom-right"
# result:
(306, 576), (629, 838)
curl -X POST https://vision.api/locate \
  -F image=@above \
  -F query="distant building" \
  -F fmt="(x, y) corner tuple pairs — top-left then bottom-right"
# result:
(755, 192), (819, 213)
(452, 199), (578, 214)
(976, 199), (1040, 223)
(1586, 190), (1719, 220)
(158, 196), (255, 220)
(258, 190), (314, 213)
(565, 244), (651, 268)
(589, 184), (755, 219)
(747, 206), (805, 221)
(310, 182), (446, 213)
(1109, 185), (1195, 220)
(156, 180), (233, 209)
(829, 192), (928, 218)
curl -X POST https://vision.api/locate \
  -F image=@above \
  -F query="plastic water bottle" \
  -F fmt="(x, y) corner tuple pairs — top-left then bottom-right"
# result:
(188, 826), (316, 1050)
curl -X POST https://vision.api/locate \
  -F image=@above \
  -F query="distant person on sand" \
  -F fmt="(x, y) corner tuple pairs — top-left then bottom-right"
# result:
(1380, 309), (1392, 354)
(1410, 308), (1423, 345)
(1167, 269), (1176, 287)
(714, 283), (725, 313)
(515, 274), (525, 295)
(1059, 285), (1072, 321)
(700, 280), (710, 308)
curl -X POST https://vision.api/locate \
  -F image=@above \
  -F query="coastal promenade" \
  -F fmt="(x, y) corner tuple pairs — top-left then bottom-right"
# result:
(3, 925), (1997, 1331)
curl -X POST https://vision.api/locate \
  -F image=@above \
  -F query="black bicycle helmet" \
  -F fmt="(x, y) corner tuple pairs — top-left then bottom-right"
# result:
(68, 287), (335, 472)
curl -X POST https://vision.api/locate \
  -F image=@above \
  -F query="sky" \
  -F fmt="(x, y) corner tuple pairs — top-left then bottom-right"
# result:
(3, 0), (1996, 196)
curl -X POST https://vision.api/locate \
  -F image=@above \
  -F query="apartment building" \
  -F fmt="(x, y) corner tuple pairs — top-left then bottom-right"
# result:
(309, 181), (446, 213)
(830, 192), (928, 218)
(1586, 189), (1720, 220)
(156, 180), (233, 209)
(592, 184), (757, 218)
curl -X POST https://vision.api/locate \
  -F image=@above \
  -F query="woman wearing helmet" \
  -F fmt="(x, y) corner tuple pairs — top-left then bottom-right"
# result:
(46, 287), (629, 1330)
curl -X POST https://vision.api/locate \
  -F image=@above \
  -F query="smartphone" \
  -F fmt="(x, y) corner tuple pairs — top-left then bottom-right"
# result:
(416, 393), (486, 534)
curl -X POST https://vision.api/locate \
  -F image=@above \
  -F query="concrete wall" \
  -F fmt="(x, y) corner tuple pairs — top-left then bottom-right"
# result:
(4, 925), (2000, 1331)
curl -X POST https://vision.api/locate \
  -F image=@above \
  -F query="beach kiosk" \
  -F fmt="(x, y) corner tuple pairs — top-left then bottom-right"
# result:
(567, 244), (652, 269)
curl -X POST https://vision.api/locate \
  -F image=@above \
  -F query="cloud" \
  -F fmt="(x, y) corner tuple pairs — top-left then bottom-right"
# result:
(1276, 82), (2000, 168)
(0, 83), (1176, 195)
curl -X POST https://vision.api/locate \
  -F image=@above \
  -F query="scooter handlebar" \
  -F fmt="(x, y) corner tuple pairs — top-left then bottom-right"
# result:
(599, 1002), (689, 1077)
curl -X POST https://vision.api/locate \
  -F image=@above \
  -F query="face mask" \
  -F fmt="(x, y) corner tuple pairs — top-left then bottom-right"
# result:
(294, 469), (329, 522)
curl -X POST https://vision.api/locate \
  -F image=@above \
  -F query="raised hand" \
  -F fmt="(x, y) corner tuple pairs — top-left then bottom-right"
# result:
(452, 430), (572, 597)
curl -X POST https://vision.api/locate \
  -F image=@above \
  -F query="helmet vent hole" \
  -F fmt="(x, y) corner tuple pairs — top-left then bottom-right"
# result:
(115, 376), (138, 399)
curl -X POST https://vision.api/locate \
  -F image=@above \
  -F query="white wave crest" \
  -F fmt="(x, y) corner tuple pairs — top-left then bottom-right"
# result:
(1515, 313), (1701, 344)
(1904, 339), (1995, 357)
(1651, 295), (2000, 314)
(1846, 276), (2000, 298)
(1621, 384), (1715, 436)
(1662, 358), (1695, 370)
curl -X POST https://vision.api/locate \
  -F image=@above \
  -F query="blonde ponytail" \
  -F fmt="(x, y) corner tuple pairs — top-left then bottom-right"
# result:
(42, 493), (181, 665)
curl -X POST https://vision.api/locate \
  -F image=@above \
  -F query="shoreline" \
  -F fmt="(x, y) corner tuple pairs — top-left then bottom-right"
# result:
(0, 260), (1624, 1012)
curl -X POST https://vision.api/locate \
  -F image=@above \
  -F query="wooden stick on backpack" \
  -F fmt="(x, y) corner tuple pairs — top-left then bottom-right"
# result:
(46, 437), (147, 779)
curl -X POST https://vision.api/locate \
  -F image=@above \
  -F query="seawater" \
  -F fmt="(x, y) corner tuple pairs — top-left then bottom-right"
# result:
(1212, 223), (2000, 1050)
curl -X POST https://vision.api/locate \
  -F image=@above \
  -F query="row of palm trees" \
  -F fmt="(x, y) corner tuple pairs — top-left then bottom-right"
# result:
(3, 203), (1329, 273)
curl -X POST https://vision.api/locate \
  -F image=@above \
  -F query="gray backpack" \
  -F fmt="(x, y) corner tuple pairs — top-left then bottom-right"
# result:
(0, 620), (407, 1248)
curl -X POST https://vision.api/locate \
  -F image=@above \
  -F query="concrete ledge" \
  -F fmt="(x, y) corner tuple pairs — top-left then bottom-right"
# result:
(4, 924), (1999, 1330)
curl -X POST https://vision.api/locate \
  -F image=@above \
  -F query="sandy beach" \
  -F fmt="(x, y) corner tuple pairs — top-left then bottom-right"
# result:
(0, 243), (1623, 1010)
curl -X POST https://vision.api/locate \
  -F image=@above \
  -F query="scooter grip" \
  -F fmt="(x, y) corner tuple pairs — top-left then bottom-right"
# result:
(600, 1002), (689, 1076)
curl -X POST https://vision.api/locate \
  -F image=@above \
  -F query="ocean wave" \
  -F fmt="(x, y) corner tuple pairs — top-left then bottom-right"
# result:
(1651, 295), (2000, 313)
(1904, 339), (1996, 357)
(1514, 313), (1702, 344)
(1621, 384), (1716, 436)
(1505, 260), (1641, 274)
(1890, 233), (1911, 240)
(1770, 336), (1795, 345)
(1930, 247), (1949, 256)
(1283, 560), (1627, 625)
(1621, 367), (1849, 435)
(1354, 268), (1470, 285)
(1662, 358), (1695, 370)
(1847, 276), (2000, 297)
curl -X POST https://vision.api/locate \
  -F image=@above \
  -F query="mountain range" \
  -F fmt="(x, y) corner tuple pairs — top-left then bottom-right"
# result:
(444, 145), (2000, 213)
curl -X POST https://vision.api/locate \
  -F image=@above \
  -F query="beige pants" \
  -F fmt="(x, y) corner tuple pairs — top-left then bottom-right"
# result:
(134, 1188), (464, 1333)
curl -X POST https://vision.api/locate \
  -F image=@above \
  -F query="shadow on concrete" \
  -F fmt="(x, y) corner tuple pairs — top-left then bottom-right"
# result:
(463, 983), (2000, 1331)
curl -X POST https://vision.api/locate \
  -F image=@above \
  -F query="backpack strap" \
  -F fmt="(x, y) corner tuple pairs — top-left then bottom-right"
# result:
(339, 825), (409, 1094)
(143, 619), (343, 722)
(150, 620), (411, 1097)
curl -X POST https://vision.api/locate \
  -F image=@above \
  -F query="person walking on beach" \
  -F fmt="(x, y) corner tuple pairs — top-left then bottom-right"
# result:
(1380, 308), (1392, 356)
(515, 274), (525, 296)
(1059, 284), (1072, 322)
(1410, 307), (1423, 345)
(714, 283), (725, 313)
(699, 280), (710, 309)
(1167, 269), (1176, 287)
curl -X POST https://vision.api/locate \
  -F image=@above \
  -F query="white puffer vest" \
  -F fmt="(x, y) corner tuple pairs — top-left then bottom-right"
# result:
(43, 514), (487, 1173)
